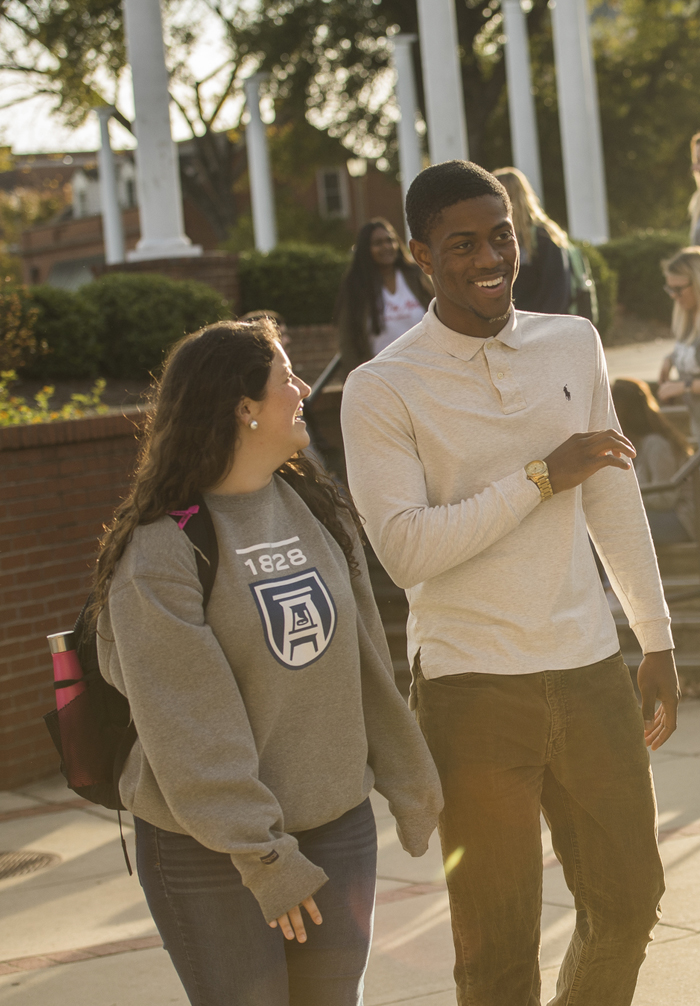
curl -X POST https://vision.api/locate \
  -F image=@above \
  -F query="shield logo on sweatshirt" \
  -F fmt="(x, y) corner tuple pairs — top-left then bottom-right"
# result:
(250, 569), (337, 669)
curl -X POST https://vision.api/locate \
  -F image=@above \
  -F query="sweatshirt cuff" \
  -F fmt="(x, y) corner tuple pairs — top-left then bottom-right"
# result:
(231, 841), (329, 924)
(395, 809), (441, 858)
(632, 617), (674, 655)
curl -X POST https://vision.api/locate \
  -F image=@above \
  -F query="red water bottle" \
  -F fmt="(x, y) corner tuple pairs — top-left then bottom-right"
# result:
(47, 631), (86, 708)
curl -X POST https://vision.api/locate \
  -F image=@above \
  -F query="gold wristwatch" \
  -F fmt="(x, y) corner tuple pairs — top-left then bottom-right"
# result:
(525, 460), (554, 500)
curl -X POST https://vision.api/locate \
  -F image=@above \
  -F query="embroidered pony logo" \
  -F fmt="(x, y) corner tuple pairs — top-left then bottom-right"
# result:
(250, 569), (337, 669)
(563, 385), (571, 401)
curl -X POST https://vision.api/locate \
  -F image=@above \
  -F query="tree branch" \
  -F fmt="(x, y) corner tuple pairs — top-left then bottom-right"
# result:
(206, 63), (240, 129)
(169, 91), (198, 137)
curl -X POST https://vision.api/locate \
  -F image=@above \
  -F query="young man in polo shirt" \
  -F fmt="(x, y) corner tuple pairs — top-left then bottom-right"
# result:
(340, 161), (679, 1006)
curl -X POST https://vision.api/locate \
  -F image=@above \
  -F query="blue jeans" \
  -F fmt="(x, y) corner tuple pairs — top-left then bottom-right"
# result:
(134, 798), (377, 1006)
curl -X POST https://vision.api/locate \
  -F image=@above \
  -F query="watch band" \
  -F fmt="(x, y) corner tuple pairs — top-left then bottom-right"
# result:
(525, 461), (554, 500)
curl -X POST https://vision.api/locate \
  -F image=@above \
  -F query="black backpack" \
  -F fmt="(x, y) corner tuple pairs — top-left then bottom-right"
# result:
(43, 496), (218, 869)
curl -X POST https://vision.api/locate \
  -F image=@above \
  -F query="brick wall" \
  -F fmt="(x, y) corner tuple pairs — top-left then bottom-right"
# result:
(0, 412), (144, 790)
(99, 251), (241, 312)
(287, 324), (338, 385)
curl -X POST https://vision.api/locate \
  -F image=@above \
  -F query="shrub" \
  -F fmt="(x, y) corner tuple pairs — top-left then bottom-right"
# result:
(0, 250), (23, 284)
(0, 281), (40, 370)
(238, 243), (349, 325)
(82, 272), (232, 378)
(576, 243), (618, 342)
(0, 370), (108, 426)
(22, 285), (102, 380)
(597, 230), (686, 323)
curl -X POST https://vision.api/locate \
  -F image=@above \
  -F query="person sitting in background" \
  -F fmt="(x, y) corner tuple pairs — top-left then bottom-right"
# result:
(657, 247), (700, 444)
(612, 378), (694, 545)
(240, 309), (291, 349)
(336, 217), (432, 374)
(493, 166), (571, 315)
(688, 131), (700, 245)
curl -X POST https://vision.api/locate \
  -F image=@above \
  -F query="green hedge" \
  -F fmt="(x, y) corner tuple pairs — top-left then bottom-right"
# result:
(14, 273), (231, 381)
(597, 230), (686, 323)
(238, 243), (349, 325)
(22, 285), (102, 379)
(82, 272), (231, 378)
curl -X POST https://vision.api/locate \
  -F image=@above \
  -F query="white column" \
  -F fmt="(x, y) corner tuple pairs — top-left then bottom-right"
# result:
(122, 0), (200, 260)
(502, 0), (543, 201)
(416, 0), (469, 163)
(244, 74), (277, 253)
(95, 107), (125, 264)
(390, 34), (423, 208)
(551, 0), (609, 244)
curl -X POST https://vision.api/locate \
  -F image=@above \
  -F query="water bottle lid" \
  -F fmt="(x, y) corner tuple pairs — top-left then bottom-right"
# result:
(47, 631), (76, 654)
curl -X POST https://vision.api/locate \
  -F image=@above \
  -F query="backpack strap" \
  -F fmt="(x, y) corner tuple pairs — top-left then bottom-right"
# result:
(168, 493), (219, 609)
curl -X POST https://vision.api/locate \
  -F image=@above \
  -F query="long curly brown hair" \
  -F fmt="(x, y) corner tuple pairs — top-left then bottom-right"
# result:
(90, 319), (363, 625)
(612, 378), (692, 458)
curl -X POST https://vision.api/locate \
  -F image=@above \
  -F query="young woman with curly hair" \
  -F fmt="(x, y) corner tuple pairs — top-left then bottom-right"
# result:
(93, 319), (441, 1006)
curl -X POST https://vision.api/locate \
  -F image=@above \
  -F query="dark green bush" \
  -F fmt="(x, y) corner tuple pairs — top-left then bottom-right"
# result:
(82, 272), (232, 378)
(576, 243), (618, 342)
(238, 243), (349, 325)
(22, 285), (101, 379)
(597, 230), (686, 323)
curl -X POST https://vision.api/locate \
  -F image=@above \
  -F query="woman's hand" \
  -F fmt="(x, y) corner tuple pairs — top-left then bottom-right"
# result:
(658, 380), (686, 402)
(269, 896), (323, 942)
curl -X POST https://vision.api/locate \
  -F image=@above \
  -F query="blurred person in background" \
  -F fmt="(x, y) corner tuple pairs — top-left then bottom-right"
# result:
(687, 131), (700, 245)
(336, 217), (432, 374)
(657, 248), (700, 443)
(612, 378), (694, 545)
(493, 167), (571, 315)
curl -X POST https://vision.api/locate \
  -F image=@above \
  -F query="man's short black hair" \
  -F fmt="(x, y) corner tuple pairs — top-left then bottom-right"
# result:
(406, 160), (511, 244)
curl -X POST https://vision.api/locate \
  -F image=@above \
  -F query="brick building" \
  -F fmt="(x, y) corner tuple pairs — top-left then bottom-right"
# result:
(2, 136), (404, 292)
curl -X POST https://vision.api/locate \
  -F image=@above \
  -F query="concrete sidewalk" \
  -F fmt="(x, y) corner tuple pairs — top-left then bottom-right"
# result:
(604, 338), (674, 385)
(1, 700), (699, 1005)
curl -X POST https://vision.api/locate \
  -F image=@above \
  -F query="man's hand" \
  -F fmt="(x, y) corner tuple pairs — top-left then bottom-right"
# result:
(544, 430), (636, 495)
(269, 895), (322, 942)
(637, 650), (680, 750)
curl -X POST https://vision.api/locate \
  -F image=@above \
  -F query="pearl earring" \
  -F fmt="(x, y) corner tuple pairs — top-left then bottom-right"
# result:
(250, 420), (258, 430)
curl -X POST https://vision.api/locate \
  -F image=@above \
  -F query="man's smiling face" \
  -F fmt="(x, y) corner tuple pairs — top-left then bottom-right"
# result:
(409, 195), (519, 338)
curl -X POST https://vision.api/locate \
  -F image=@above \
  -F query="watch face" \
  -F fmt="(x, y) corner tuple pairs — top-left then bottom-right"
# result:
(526, 460), (547, 477)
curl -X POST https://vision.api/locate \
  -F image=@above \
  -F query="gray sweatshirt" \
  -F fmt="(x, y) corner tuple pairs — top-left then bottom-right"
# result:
(97, 475), (442, 922)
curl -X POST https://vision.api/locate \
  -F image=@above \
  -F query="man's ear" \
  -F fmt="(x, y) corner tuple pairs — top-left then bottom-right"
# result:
(410, 238), (434, 276)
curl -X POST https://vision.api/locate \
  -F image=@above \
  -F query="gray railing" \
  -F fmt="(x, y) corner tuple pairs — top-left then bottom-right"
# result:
(640, 449), (700, 601)
(305, 353), (342, 410)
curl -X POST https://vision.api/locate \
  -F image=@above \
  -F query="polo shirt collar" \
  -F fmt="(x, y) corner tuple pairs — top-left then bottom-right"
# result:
(424, 299), (521, 362)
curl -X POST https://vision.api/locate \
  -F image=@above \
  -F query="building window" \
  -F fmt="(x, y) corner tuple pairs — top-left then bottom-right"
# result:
(317, 167), (350, 219)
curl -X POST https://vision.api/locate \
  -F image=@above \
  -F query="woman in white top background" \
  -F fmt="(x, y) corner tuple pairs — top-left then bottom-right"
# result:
(336, 217), (432, 374)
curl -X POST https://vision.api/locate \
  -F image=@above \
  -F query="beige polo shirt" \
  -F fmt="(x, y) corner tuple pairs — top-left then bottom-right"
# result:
(341, 303), (673, 679)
